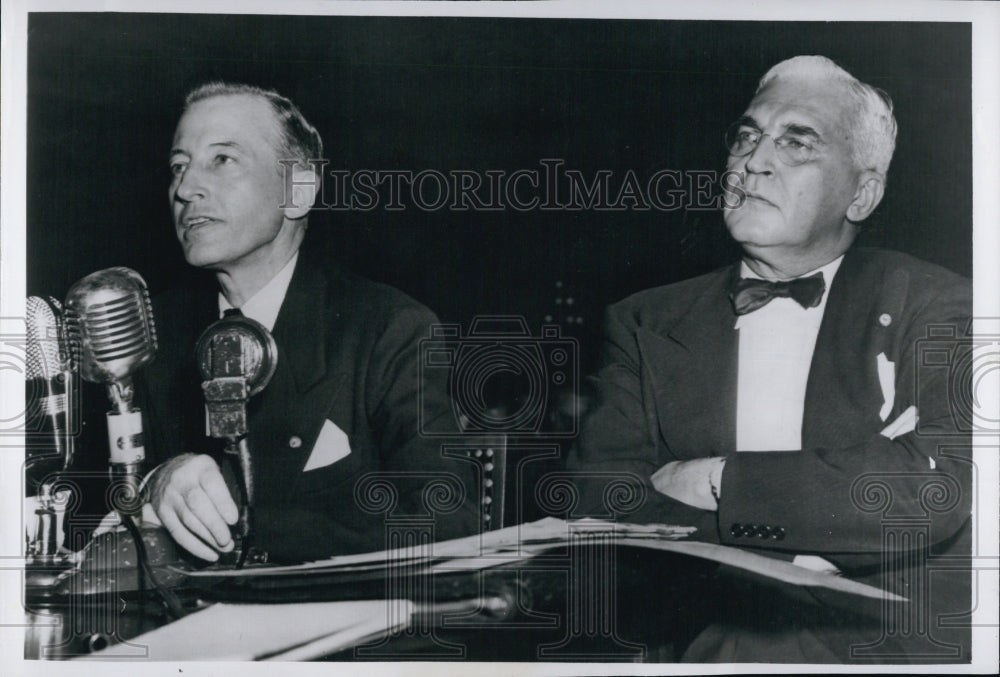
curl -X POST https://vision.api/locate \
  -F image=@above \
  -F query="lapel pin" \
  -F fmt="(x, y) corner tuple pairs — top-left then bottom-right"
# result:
(878, 313), (892, 327)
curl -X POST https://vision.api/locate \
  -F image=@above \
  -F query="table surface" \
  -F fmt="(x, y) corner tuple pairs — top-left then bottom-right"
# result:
(23, 541), (718, 662)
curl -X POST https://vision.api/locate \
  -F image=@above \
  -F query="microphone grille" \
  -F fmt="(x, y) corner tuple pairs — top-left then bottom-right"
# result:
(26, 296), (70, 380)
(65, 267), (158, 383)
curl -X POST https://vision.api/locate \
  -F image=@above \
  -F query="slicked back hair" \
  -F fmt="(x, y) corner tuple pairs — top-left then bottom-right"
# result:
(184, 82), (324, 169)
(757, 55), (897, 176)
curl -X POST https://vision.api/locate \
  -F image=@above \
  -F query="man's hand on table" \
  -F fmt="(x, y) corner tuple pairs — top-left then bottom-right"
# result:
(651, 457), (726, 511)
(147, 453), (239, 561)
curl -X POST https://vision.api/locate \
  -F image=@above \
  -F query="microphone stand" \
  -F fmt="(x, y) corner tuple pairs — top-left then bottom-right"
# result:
(104, 378), (146, 520)
(230, 438), (255, 568)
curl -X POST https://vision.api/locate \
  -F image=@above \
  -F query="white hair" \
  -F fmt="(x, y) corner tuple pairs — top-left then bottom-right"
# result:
(758, 55), (897, 176)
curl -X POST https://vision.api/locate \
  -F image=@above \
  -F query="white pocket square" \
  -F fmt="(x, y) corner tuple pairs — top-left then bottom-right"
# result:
(876, 352), (895, 422)
(303, 419), (352, 472)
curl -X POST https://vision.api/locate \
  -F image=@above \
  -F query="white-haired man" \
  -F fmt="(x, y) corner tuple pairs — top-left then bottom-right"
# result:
(570, 56), (971, 663)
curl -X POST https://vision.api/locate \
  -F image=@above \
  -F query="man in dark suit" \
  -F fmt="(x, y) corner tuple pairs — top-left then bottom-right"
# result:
(569, 56), (971, 662)
(142, 83), (477, 563)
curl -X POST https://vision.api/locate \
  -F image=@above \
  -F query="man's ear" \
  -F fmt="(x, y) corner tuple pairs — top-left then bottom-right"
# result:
(846, 172), (885, 223)
(282, 164), (319, 220)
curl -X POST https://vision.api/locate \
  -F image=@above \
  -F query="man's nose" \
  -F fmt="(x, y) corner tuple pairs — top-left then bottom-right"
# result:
(743, 134), (778, 175)
(173, 166), (207, 202)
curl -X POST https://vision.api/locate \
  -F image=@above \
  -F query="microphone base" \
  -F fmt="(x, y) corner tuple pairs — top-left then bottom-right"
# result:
(25, 554), (75, 592)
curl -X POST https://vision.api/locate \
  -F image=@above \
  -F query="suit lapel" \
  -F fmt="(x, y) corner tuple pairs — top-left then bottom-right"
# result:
(637, 265), (740, 458)
(802, 249), (899, 449)
(271, 258), (329, 393)
(246, 258), (346, 501)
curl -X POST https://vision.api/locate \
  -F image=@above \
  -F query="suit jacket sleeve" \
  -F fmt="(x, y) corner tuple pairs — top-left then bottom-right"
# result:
(567, 300), (721, 540)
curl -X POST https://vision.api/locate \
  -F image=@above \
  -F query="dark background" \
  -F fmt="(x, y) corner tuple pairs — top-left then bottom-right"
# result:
(27, 14), (972, 375)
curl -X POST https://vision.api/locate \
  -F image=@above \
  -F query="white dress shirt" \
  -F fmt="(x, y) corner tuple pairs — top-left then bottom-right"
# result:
(218, 252), (299, 331)
(735, 256), (844, 452)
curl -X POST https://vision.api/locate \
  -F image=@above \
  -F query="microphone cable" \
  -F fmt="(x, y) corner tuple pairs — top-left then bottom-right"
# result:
(120, 511), (188, 621)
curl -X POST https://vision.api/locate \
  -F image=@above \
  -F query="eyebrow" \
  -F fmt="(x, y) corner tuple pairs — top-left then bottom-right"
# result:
(783, 124), (824, 142)
(168, 141), (244, 158)
(735, 116), (824, 143)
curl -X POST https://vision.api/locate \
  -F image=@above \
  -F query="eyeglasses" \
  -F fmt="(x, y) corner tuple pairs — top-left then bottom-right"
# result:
(725, 122), (821, 167)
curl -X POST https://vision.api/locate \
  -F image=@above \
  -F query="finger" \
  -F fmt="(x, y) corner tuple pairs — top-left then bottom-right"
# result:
(182, 488), (234, 549)
(156, 504), (219, 561)
(199, 467), (240, 526)
(175, 491), (232, 551)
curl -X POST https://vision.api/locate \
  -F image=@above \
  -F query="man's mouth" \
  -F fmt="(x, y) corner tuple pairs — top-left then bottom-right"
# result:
(182, 215), (216, 229)
(744, 192), (776, 207)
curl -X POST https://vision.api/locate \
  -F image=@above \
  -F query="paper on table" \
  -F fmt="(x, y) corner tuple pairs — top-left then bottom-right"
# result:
(79, 599), (412, 661)
(175, 518), (901, 602)
(611, 538), (904, 601)
(424, 526), (903, 602)
(179, 517), (695, 579)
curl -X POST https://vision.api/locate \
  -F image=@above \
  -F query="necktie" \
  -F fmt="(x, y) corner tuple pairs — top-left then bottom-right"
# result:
(729, 272), (825, 315)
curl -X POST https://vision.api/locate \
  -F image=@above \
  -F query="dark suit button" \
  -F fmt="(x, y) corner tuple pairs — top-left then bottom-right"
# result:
(730, 523), (742, 538)
(772, 527), (785, 541)
(744, 524), (758, 538)
(757, 525), (771, 539)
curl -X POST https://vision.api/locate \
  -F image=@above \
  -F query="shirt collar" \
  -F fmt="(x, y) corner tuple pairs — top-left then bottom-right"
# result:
(218, 252), (299, 332)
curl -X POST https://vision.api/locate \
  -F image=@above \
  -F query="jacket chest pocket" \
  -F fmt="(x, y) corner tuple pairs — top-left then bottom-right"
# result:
(250, 374), (352, 500)
(294, 433), (372, 495)
(295, 416), (361, 493)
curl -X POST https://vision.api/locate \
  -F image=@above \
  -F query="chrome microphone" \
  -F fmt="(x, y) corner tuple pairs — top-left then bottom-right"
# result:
(25, 296), (76, 486)
(65, 267), (158, 515)
(25, 296), (77, 563)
